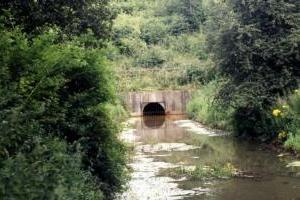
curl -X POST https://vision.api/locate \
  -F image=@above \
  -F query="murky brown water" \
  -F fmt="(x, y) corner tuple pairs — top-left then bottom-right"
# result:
(120, 115), (300, 200)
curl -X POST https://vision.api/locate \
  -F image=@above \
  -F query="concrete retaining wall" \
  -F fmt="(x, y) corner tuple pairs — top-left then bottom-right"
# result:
(125, 90), (191, 116)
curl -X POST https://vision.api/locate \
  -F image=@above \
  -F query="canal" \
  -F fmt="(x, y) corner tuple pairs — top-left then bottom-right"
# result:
(120, 115), (300, 200)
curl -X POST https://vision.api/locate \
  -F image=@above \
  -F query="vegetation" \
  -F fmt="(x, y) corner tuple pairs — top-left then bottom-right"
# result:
(210, 0), (300, 139)
(284, 91), (300, 151)
(0, 1), (128, 199)
(0, 0), (114, 40)
(111, 0), (211, 92)
(270, 90), (300, 151)
(160, 163), (236, 180)
(187, 80), (233, 130)
(112, 0), (300, 150)
(0, 0), (300, 198)
(186, 0), (300, 145)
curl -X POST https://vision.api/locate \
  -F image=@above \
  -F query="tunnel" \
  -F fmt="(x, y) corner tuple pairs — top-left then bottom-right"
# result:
(143, 103), (165, 116)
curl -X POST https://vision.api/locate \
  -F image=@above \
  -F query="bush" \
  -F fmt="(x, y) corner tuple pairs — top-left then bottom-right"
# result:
(285, 132), (300, 151)
(113, 25), (135, 45)
(276, 90), (300, 150)
(118, 37), (147, 56)
(162, 15), (190, 36)
(0, 137), (104, 200)
(179, 65), (218, 85)
(211, 0), (300, 139)
(187, 80), (233, 130)
(162, 0), (206, 32)
(135, 46), (168, 68)
(140, 20), (168, 45)
(232, 106), (278, 139)
(166, 33), (207, 56)
(0, 27), (127, 198)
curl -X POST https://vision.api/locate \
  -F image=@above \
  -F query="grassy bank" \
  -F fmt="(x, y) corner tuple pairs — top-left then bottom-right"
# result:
(272, 90), (300, 151)
(187, 80), (233, 131)
(187, 84), (300, 153)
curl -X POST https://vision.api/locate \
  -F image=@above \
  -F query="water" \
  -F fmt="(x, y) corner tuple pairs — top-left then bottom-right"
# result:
(120, 115), (300, 200)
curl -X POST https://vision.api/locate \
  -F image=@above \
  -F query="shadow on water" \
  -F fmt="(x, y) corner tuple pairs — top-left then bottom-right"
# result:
(142, 115), (166, 129)
(123, 115), (300, 200)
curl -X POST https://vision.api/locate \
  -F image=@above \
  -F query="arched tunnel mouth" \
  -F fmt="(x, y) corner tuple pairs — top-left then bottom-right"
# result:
(143, 103), (165, 116)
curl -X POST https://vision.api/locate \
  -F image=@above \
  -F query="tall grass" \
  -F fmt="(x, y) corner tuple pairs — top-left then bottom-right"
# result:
(284, 90), (300, 151)
(187, 80), (233, 131)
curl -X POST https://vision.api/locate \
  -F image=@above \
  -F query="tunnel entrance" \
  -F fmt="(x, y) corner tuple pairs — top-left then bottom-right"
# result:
(143, 103), (165, 116)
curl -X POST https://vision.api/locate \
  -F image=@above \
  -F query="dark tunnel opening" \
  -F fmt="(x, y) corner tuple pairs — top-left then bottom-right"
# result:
(143, 103), (165, 116)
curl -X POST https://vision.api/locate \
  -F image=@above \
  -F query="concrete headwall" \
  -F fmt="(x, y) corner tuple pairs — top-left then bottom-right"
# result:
(125, 90), (191, 116)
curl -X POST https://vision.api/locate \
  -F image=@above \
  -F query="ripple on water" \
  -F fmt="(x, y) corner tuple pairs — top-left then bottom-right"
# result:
(118, 117), (213, 200)
(120, 116), (300, 200)
(119, 153), (211, 200)
(136, 143), (199, 154)
(174, 120), (228, 137)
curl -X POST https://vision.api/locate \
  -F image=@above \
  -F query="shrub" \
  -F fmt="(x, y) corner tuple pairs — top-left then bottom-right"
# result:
(163, 0), (206, 32)
(134, 46), (168, 68)
(187, 80), (233, 130)
(113, 25), (135, 45)
(0, 0), (114, 40)
(166, 33), (206, 55)
(118, 37), (147, 56)
(0, 137), (104, 200)
(211, 0), (300, 138)
(285, 132), (300, 151)
(281, 90), (300, 150)
(140, 19), (169, 45)
(162, 15), (190, 36)
(179, 65), (218, 85)
(0, 27), (127, 198)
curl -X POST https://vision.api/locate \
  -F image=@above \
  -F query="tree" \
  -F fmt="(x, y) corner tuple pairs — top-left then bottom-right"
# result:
(214, 0), (300, 137)
(164, 0), (206, 32)
(0, 0), (115, 40)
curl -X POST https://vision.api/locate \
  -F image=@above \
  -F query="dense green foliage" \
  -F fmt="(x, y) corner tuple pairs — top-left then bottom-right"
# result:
(0, 27), (128, 198)
(113, 0), (300, 149)
(187, 80), (233, 131)
(2, 1), (299, 198)
(206, 0), (300, 139)
(112, 0), (211, 91)
(285, 91), (300, 150)
(0, 0), (114, 40)
(269, 90), (300, 150)
(183, 0), (300, 147)
(0, 137), (104, 199)
(0, 1), (128, 198)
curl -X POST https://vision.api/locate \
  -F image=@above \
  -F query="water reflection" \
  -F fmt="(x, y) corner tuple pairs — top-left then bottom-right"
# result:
(143, 116), (166, 128)
(134, 115), (189, 144)
(122, 115), (300, 200)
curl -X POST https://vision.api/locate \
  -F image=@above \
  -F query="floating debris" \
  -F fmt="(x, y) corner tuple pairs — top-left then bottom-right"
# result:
(287, 161), (300, 168)
(174, 120), (228, 137)
(136, 143), (199, 153)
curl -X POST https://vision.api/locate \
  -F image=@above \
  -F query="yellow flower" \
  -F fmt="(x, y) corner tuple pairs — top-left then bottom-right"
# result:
(278, 131), (288, 140)
(295, 89), (299, 94)
(272, 109), (282, 117)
